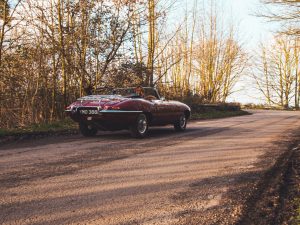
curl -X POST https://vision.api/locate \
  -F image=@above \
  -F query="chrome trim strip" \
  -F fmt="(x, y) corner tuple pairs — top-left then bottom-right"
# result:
(65, 109), (142, 114)
(100, 110), (143, 113)
(77, 95), (124, 101)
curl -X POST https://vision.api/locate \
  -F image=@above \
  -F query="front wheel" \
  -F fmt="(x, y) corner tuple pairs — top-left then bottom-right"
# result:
(130, 114), (148, 138)
(79, 122), (98, 137)
(174, 114), (187, 132)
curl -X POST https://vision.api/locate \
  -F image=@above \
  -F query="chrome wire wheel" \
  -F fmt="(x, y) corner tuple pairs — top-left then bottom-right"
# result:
(130, 113), (149, 138)
(137, 114), (148, 134)
(174, 114), (187, 132)
(179, 115), (187, 129)
(79, 122), (98, 137)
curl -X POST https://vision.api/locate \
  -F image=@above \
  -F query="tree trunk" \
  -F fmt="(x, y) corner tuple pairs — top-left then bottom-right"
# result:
(57, 0), (67, 108)
(147, 0), (155, 87)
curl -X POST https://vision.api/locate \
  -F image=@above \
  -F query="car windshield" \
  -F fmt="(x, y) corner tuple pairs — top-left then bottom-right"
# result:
(92, 87), (160, 99)
(113, 88), (160, 99)
(113, 88), (137, 97)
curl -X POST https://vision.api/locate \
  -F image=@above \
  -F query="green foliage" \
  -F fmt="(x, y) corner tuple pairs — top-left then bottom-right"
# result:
(294, 199), (300, 224)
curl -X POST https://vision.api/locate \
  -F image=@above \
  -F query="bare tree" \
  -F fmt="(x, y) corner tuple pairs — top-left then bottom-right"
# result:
(193, 2), (247, 102)
(0, 0), (145, 128)
(0, 0), (22, 67)
(155, 1), (247, 103)
(259, 0), (300, 36)
(254, 35), (299, 108)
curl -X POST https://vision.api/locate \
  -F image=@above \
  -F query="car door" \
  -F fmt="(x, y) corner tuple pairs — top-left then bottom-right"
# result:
(151, 99), (175, 124)
(167, 100), (182, 121)
(150, 99), (163, 124)
(160, 100), (180, 123)
(145, 88), (175, 124)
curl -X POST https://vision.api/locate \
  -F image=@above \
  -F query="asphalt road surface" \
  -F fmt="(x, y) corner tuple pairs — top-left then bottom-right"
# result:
(0, 110), (300, 225)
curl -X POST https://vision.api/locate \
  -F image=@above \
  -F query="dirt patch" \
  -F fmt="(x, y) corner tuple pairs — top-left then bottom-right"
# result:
(172, 129), (300, 225)
(236, 139), (300, 225)
(276, 146), (300, 225)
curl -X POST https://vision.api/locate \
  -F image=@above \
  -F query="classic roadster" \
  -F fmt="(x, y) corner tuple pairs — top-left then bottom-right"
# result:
(65, 87), (191, 138)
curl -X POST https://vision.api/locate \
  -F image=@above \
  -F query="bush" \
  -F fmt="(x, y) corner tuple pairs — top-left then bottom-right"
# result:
(190, 103), (241, 113)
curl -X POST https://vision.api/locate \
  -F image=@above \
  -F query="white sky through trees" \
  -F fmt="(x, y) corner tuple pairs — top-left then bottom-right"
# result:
(169, 0), (279, 104)
(223, 0), (277, 103)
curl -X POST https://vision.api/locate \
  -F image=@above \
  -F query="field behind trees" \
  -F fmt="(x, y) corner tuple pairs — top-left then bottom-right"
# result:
(0, 0), (299, 129)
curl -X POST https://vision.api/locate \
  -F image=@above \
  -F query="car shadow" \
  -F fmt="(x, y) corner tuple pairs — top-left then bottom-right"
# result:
(0, 126), (243, 151)
(94, 126), (211, 139)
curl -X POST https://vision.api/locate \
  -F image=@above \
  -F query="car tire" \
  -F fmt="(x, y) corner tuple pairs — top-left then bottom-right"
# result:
(79, 122), (98, 137)
(174, 114), (187, 132)
(130, 113), (148, 138)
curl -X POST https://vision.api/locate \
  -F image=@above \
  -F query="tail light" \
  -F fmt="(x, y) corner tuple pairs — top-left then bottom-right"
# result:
(104, 106), (120, 110)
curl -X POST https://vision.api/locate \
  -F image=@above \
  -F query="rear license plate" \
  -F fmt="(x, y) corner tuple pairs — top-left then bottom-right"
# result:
(79, 109), (98, 115)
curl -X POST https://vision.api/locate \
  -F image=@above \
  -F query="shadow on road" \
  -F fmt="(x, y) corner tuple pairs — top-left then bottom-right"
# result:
(0, 126), (216, 150)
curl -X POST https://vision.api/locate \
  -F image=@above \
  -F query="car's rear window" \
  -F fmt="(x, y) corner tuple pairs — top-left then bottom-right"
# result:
(113, 88), (136, 97)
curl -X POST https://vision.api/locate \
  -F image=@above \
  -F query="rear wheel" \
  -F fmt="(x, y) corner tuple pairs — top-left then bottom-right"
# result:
(174, 114), (187, 132)
(79, 122), (98, 137)
(130, 114), (148, 138)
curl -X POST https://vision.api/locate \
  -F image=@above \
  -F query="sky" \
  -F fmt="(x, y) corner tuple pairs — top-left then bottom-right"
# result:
(223, 0), (276, 48)
(171, 0), (280, 104)
(222, 0), (276, 104)
(224, 0), (283, 104)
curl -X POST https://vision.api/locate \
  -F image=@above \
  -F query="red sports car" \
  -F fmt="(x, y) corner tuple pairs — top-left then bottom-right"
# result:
(65, 87), (191, 138)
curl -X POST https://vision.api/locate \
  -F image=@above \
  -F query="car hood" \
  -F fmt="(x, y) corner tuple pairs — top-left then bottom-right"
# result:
(73, 95), (128, 108)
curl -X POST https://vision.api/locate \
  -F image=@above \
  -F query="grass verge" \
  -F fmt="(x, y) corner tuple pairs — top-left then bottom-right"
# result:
(236, 141), (300, 225)
(191, 110), (251, 120)
(294, 199), (300, 224)
(0, 119), (78, 137)
(290, 148), (300, 225)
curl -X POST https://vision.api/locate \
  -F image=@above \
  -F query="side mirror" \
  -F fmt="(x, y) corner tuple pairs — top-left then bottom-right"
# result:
(161, 97), (165, 101)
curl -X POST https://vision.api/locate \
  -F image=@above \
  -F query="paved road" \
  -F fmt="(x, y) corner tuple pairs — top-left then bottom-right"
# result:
(0, 110), (299, 225)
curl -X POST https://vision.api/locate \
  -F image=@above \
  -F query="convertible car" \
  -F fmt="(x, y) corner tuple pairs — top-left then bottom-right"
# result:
(65, 87), (191, 138)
